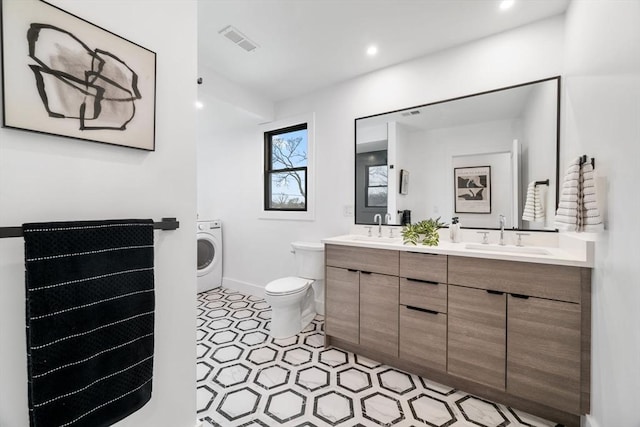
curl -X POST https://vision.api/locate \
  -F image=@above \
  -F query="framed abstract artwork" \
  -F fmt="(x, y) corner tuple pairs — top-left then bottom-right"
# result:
(454, 166), (491, 213)
(1, 0), (156, 150)
(399, 169), (409, 195)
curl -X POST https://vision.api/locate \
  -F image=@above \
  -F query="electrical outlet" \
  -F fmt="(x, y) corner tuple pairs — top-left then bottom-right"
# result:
(343, 205), (354, 217)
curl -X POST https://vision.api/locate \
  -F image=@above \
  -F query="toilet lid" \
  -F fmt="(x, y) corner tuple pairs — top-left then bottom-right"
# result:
(265, 276), (313, 296)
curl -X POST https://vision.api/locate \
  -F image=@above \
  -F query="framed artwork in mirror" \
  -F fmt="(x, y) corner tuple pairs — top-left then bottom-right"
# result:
(400, 169), (409, 195)
(1, 0), (156, 150)
(454, 166), (491, 213)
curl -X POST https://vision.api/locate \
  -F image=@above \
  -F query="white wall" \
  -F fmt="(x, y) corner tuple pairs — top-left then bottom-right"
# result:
(562, 1), (640, 427)
(0, 1), (198, 426)
(197, 16), (564, 293)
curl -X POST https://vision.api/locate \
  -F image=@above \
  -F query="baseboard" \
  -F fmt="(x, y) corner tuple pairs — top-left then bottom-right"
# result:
(222, 277), (265, 298)
(582, 415), (600, 427)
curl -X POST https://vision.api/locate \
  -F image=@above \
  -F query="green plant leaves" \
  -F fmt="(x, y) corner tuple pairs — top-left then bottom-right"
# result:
(401, 217), (448, 246)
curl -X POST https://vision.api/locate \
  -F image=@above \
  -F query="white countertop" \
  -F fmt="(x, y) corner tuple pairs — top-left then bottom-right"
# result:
(322, 232), (594, 268)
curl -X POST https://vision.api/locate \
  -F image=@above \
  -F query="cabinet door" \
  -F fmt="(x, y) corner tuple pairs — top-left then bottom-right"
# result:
(448, 285), (506, 389)
(325, 266), (359, 344)
(399, 305), (446, 371)
(360, 273), (399, 357)
(507, 295), (581, 413)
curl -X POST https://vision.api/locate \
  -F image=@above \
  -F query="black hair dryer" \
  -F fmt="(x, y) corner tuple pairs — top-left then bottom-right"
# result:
(398, 210), (411, 226)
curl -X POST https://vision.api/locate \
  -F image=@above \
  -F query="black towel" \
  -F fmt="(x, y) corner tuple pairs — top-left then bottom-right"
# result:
(23, 219), (155, 427)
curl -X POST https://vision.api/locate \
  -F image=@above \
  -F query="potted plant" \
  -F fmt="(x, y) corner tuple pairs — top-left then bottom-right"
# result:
(401, 217), (448, 246)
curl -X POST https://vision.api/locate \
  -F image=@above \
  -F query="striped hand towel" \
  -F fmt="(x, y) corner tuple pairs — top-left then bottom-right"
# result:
(554, 156), (582, 231)
(23, 219), (154, 427)
(522, 181), (545, 222)
(580, 160), (604, 232)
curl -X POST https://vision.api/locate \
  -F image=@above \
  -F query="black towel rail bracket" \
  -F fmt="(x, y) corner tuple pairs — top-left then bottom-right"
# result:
(534, 179), (550, 186)
(0, 217), (180, 239)
(580, 154), (595, 169)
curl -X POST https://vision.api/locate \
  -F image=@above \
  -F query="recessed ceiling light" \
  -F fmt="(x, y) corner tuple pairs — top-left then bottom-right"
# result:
(500, 0), (514, 11)
(366, 45), (378, 56)
(195, 101), (204, 110)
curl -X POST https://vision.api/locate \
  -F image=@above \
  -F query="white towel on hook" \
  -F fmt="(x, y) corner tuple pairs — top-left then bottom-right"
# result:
(522, 181), (545, 222)
(580, 159), (604, 232)
(555, 156), (582, 231)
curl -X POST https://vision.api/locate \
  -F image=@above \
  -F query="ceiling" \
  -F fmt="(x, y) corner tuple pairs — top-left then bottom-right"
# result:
(198, 0), (570, 105)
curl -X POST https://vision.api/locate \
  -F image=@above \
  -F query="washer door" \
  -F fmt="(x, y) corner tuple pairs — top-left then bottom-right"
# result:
(197, 233), (219, 277)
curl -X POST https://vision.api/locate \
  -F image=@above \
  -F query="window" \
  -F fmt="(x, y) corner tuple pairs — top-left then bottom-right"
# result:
(264, 123), (308, 211)
(366, 164), (388, 207)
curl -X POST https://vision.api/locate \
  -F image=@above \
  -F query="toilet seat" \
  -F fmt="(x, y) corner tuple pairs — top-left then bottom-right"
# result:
(265, 276), (313, 296)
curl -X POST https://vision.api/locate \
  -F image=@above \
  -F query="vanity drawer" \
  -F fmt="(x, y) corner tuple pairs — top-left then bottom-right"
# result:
(326, 244), (399, 276)
(448, 256), (581, 303)
(400, 251), (447, 283)
(399, 278), (447, 313)
(399, 305), (446, 372)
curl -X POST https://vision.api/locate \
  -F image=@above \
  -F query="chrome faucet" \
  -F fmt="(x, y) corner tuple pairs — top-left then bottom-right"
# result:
(373, 214), (382, 237)
(385, 213), (392, 225)
(499, 214), (506, 245)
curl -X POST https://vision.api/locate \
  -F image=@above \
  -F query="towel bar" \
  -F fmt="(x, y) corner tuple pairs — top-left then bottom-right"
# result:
(580, 154), (595, 169)
(0, 217), (180, 239)
(534, 179), (550, 186)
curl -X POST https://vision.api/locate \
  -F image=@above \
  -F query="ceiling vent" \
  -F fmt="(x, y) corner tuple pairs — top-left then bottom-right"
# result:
(219, 25), (258, 52)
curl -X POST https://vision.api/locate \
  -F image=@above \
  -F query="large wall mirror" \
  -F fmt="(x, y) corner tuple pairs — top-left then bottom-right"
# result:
(355, 76), (560, 231)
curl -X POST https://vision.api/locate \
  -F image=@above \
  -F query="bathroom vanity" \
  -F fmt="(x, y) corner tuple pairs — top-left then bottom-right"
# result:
(322, 235), (593, 427)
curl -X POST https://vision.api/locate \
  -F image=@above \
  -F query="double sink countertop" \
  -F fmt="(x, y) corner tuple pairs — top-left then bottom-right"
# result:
(322, 230), (596, 268)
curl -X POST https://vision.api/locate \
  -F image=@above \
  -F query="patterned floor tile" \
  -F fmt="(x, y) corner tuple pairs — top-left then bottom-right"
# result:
(196, 289), (557, 427)
(254, 365), (291, 390)
(296, 366), (331, 392)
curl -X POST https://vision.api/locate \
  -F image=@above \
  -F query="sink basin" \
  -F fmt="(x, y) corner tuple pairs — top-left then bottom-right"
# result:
(464, 243), (551, 255)
(350, 235), (403, 244)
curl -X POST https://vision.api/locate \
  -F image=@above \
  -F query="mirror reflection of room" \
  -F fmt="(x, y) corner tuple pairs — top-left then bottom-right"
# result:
(355, 77), (559, 231)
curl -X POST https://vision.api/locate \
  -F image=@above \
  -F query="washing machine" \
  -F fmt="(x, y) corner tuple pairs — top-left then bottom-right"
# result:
(197, 220), (222, 293)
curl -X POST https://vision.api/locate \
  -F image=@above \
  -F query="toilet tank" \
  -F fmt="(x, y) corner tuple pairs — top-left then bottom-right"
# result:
(291, 241), (325, 279)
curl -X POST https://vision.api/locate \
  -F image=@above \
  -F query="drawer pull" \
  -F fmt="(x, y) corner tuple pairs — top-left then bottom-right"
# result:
(407, 251), (440, 256)
(347, 268), (358, 272)
(360, 271), (372, 275)
(406, 305), (439, 315)
(486, 290), (504, 295)
(406, 278), (439, 285)
(511, 293), (530, 299)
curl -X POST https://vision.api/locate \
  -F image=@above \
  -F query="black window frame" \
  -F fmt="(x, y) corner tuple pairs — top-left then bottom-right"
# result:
(264, 123), (308, 211)
(365, 163), (388, 208)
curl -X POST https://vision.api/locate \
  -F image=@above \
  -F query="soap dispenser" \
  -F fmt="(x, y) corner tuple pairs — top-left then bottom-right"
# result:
(450, 217), (461, 243)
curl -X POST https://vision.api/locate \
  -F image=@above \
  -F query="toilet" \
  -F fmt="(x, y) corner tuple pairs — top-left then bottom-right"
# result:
(264, 241), (324, 339)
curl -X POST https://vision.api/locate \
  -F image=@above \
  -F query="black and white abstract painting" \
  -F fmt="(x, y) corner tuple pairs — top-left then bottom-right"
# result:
(454, 166), (491, 213)
(1, 0), (156, 150)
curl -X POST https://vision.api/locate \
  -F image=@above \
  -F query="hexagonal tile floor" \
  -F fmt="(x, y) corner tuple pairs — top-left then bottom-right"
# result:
(197, 288), (557, 426)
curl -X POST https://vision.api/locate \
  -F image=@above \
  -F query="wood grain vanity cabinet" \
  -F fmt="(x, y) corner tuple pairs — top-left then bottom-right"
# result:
(507, 294), (582, 413)
(398, 252), (447, 371)
(360, 272), (398, 357)
(447, 285), (506, 389)
(447, 256), (590, 417)
(325, 245), (399, 355)
(324, 245), (591, 427)
(325, 266), (359, 344)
